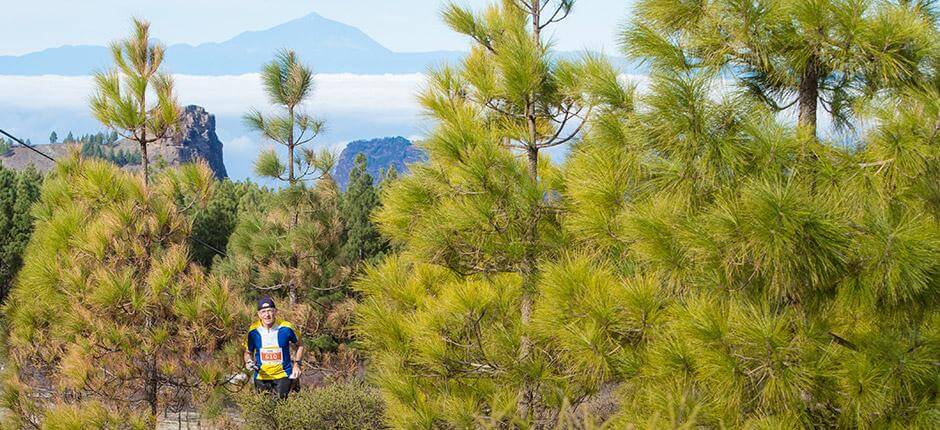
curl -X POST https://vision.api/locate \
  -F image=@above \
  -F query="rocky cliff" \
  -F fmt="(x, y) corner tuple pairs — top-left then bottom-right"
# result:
(0, 105), (227, 179)
(333, 136), (427, 190)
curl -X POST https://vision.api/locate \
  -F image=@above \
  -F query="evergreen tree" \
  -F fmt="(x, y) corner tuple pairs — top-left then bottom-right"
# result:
(64, 131), (74, 143)
(0, 166), (41, 302)
(623, 0), (937, 140)
(356, 1), (626, 426)
(339, 153), (388, 267)
(90, 18), (181, 185)
(243, 49), (325, 187)
(0, 157), (247, 427)
(49, 131), (58, 144)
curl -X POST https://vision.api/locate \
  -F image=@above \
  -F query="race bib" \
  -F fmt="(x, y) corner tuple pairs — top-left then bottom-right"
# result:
(260, 347), (282, 363)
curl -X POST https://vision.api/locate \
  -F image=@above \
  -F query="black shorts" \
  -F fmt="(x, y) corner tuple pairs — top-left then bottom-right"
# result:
(254, 377), (292, 399)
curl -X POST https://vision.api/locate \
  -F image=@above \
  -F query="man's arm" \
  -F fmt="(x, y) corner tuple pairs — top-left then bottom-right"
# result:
(290, 331), (304, 376)
(244, 334), (258, 371)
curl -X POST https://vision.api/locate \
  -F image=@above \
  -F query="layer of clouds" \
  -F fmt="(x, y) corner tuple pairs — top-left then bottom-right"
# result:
(0, 73), (426, 116)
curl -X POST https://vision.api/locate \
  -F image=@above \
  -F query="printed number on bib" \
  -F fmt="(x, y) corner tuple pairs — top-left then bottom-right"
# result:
(260, 347), (282, 363)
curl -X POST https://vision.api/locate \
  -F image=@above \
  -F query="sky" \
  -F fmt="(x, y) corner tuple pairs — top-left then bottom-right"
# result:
(1, 0), (635, 56)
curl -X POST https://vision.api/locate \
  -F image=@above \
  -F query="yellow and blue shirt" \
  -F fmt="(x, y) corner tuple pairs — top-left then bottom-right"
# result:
(245, 319), (300, 380)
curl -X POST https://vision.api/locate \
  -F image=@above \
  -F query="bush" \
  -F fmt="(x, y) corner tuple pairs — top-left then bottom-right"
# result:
(237, 380), (385, 430)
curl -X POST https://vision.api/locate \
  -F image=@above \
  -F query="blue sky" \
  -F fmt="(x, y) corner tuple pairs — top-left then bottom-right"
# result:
(2, 0), (634, 56)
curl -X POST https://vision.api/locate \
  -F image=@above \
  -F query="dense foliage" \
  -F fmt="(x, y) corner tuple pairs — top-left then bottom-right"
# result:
(0, 157), (248, 427)
(0, 165), (41, 302)
(356, 0), (629, 427)
(189, 179), (271, 268)
(0, 2), (936, 429)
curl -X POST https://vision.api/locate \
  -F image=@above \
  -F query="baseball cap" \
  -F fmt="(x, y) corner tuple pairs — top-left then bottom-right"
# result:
(257, 296), (276, 311)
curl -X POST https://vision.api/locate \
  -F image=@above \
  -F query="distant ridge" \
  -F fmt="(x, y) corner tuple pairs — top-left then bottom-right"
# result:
(0, 12), (635, 76)
(0, 12), (463, 76)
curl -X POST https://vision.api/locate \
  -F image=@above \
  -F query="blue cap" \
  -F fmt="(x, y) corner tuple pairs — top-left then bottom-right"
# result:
(257, 296), (276, 311)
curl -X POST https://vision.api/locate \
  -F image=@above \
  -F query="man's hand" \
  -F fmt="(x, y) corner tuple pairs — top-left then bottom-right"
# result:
(290, 362), (303, 379)
(245, 359), (259, 372)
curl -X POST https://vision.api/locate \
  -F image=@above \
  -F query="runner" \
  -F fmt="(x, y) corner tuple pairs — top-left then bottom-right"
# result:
(244, 296), (304, 399)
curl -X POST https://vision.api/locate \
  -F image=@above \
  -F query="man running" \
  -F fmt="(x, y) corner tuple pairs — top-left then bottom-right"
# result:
(244, 296), (304, 399)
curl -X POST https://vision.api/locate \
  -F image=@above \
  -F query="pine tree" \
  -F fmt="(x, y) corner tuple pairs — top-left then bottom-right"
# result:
(339, 153), (388, 267)
(624, 0), (937, 140)
(64, 131), (74, 143)
(49, 131), (58, 144)
(554, 26), (939, 428)
(0, 166), (41, 302)
(90, 18), (181, 186)
(1, 156), (247, 427)
(355, 1), (629, 426)
(243, 49), (325, 187)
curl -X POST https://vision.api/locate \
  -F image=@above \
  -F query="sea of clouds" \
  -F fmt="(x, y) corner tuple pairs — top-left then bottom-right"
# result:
(0, 72), (842, 180)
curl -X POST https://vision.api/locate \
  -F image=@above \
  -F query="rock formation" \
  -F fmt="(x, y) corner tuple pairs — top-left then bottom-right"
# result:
(333, 136), (427, 190)
(0, 105), (227, 179)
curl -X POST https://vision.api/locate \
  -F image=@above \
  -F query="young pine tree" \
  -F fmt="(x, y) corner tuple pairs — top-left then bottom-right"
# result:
(1, 156), (248, 428)
(90, 18), (181, 185)
(244, 49), (325, 188)
(356, 1), (632, 427)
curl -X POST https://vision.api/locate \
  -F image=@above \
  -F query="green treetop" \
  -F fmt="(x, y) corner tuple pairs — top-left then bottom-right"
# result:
(90, 18), (182, 186)
(624, 0), (938, 140)
(244, 49), (327, 187)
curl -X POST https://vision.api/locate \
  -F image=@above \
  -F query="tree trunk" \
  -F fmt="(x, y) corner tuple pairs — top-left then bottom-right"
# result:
(516, 2), (545, 426)
(288, 106), (295, 186)
(141, 140), (149, 186)
(140, 88), (150, 186)
(144, 357), (158, 426)
(798, 54), (819, 146)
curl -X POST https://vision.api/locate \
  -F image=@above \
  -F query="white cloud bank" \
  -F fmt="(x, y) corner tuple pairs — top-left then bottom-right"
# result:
(0, 73), (427, 116)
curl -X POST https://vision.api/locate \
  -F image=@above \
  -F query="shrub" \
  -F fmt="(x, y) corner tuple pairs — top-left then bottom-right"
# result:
(237, 380), (385, 430)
